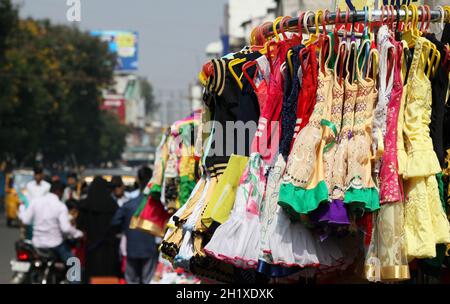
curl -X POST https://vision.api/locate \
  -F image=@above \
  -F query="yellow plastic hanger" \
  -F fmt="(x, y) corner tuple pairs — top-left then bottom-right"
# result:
(367, 48), (379, 82)
(272, 16), (284, 43)
(402, 4), (420, 49)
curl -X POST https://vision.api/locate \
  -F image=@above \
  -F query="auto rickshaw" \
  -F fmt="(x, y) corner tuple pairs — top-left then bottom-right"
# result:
(4, 170), (33, 227)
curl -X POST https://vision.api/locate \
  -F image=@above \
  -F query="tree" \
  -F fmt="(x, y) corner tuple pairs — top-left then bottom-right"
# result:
(0, 0), (127, 167)
(139, 77), (159, 116)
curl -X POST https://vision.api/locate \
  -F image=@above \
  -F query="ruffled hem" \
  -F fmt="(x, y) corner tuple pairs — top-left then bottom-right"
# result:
(278, 180), (329, 217)
(205, 248), (323, 271)
(310, 199), (351, 225)
(204, 249), (259, 270)
(403, 150), (442, 179)
(344, 187), (380, 212)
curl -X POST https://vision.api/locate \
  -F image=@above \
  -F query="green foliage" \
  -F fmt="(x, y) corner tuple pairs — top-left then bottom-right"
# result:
(0, 0), (128, 167)
(139, 76), (159, 115)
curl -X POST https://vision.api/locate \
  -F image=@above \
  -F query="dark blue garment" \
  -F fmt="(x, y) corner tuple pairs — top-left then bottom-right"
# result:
(280, 45), (304, 160)
(111, 194), (157, 259)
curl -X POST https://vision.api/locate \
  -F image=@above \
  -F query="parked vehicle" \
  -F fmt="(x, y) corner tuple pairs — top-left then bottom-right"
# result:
(81, 168), (138, 189)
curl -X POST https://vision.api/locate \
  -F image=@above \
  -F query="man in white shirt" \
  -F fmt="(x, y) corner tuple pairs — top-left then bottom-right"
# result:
(19, 180), (83, 264)
(25, 167), (51, 202)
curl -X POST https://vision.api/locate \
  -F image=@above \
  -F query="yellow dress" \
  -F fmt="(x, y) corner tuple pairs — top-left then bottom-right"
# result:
(403, 37), (450, 260)
(201, 154), (249, 228)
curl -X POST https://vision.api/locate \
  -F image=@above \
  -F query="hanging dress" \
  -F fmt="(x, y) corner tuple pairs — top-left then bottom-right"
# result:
(344, 48), (380, 213)
(372, 25), (395, 178)
(396, 41), (409, 177)
(203, 153), (266, 269)
(379, 39), (404, 204)
(278, 45), (333, 218)
(329, 74), (358, 213)
(364, 41), (410, 283)
(403, 37), (450, 260)
(323, 42), (346, 201)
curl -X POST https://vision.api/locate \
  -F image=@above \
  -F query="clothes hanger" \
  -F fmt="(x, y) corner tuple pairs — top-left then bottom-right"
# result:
(421, 5), (441, 79)
(229, 18), (287, 89)
(304, 10), (320, 46)
(284, 11), (306, 79)
(319, 9), (332, 75)
(357, 7), (372, 77)
(229, 16), (288, 89)
(335, 39), (348, 87)
(346, 8), (358, 84)
(404, 4), (421, 48)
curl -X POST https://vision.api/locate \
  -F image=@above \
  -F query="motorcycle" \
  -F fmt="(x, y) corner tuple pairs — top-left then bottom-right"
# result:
(11, 240), (69, 284)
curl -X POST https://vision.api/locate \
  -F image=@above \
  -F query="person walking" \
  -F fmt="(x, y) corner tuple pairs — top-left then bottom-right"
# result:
(77, 176), (119, 282)
(111, 166), (158, 284)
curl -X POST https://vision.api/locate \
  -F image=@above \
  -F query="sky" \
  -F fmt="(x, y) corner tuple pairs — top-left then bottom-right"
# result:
(12, 0), (228, 95)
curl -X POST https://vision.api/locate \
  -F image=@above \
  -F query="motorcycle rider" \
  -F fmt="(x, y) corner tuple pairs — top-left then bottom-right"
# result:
(18, 180), (83, 264)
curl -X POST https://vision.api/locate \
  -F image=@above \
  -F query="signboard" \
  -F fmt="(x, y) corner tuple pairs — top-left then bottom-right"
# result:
(91, 31), (138, 71)
(101, 97), (126, 123)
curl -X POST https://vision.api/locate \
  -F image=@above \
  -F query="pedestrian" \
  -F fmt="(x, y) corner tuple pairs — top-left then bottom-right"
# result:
(111, 166), (158, 284)
(110, 176), (128, 207)
(26, 166), (51, 202)
(18, 180), (83, 264)
(63, 172), (80, 203)
(77, 176), (120, 282)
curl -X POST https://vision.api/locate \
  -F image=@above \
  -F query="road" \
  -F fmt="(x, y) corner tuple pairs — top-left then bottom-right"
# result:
(0, 213), (18, 283)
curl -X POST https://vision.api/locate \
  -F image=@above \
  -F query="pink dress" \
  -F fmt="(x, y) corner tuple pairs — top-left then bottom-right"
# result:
(379, 40), (404, 204)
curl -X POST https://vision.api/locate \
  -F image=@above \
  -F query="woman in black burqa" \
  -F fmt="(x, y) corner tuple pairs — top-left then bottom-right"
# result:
(77, 176), (120, 282)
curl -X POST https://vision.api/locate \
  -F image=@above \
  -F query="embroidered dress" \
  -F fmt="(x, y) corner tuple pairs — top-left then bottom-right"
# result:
(364, 41), (410, 283)
(379, 40), (404, 204)
(344, 49), (380, 213)
(329, 76), (358, 211)
(278, 51), (332, 218)
(372, 25), (395, 176)
(259, 155), (351, 273)
(323, 44), (346, 198)
(403, 38), (450, 260)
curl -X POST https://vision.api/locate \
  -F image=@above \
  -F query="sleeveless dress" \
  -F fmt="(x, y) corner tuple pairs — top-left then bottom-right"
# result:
(344, 49), (380, 213)
(379, 39), (404, 204)
(293, 44), (319, 140)
(252, 40), (290, 166)
(329, 76), (358, 213)
(364, 41), (410, 283)
(203, 153), (266, 269)
(403, 37), (450, 260)
(372, 25), (395, 177)
(323, 44), (346, 199)
(279, 47), (334, 218)
(396, 41), (409, 177)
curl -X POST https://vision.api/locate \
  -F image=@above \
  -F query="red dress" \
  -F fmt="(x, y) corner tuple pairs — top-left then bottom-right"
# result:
(252, 39), (291, 165)
(292, 44), (319, 144)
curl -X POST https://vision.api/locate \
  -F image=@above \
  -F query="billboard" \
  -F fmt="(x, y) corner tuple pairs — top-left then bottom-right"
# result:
(101, 96), (126, 123)
(91, 31), (138, 71)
